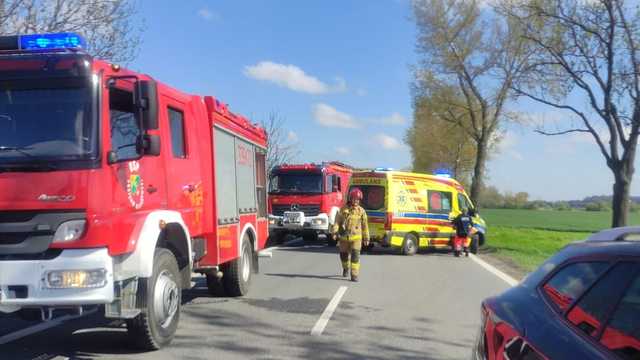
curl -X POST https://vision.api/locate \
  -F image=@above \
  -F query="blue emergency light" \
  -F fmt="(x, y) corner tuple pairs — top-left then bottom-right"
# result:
(434, 168), (452, 178)
(375, 167), (394, 171)
(19, 32), (86, 51)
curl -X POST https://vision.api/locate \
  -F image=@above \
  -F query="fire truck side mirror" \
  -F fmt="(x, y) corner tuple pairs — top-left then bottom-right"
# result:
(136, 80), (158, 130)
(143, 134), (161, 156)
(107, 151), (118, 165)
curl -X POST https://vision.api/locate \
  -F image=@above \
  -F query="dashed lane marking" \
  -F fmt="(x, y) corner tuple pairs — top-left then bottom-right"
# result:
(311, 285), (348, 336)
(469, 254), (519, 287)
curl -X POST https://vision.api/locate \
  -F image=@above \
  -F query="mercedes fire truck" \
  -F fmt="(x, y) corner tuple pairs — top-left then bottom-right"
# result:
(0, 33), (268, 349)
(268, 162), (352, 245)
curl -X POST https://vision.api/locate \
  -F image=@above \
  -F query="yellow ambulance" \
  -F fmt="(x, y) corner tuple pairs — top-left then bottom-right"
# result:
(349, 169), (487, 255)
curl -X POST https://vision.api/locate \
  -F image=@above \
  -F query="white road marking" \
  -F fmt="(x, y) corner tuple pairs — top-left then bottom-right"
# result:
(469, 254), (519, 287)
(258, 250), (273, 258)
(0, 308), (95, 345)
(311, 285), (348, 336)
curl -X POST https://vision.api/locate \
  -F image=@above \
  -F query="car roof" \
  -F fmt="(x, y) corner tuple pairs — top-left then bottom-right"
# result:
(566, 226), (640, 257)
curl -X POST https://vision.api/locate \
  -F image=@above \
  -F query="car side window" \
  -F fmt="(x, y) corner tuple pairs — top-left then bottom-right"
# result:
(601, 269), (640, 360)
(567, 262), (638, 337)
(542, 262), (609, 311)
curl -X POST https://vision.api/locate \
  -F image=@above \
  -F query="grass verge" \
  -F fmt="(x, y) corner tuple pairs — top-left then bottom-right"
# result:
(482, 226), (592, 273)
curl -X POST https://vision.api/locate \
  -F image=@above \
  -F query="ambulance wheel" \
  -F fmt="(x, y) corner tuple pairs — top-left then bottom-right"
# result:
(470, 235), (480, 254)
(223, 235), (253, 297)
(127, 248), (181, 350)
(402, 234), (418, 256)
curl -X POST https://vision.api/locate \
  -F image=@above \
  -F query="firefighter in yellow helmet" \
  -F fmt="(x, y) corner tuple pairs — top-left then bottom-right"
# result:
(331, 187), (369, 282)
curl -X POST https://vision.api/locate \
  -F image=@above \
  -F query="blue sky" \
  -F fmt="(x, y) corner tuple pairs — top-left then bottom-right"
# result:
(130, 0), (635, 201)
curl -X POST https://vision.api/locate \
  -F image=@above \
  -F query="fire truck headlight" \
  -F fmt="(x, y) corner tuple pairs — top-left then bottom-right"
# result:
(45, 269), (107, 289)
(312, 218), (325, 226)
(52, 220), (86, 243)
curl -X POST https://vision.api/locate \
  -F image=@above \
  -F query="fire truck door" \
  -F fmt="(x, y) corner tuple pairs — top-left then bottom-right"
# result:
(108, 85), (167, 213)
(161, 96), (203, 234)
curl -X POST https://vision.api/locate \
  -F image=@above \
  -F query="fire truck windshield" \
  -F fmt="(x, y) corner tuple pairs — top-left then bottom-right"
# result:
(0, 79), (97, 168)
(269, 172), (324, 194)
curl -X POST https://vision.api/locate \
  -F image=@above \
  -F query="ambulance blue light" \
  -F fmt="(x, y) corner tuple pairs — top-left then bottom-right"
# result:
(375, 167), (394, 171)
(20, 33), (86, 51)
(434, 168), (452, 178)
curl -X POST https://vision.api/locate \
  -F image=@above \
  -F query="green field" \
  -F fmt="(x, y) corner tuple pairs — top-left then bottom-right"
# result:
(479, 208), (631, 273)
(481, 208), (640, 232)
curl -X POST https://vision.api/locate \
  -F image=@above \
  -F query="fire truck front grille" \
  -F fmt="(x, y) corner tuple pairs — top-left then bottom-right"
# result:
(272, 204), (321, 217)
(0, 210), (85, 255)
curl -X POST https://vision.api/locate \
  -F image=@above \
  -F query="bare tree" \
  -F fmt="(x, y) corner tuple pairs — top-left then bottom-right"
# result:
(0, 0), (142, 64)
(501, 0), (640, 227)
(412, 0), (529, 207)
(260, 112), (299, 175)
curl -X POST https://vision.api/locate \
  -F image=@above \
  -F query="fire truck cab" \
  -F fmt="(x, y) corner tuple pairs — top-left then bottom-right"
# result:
(0, 33), (268, 349)
(268, 162), (352, 245)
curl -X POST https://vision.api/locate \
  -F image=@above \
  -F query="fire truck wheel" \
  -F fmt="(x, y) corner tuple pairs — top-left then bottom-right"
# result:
(470, 235), (480, 254)
(127, 248), (181, 350)
(222, 236), (253, 296)
(302, 232), (318, 243)
(402, 234), (418, 256)
(205, 274), (225, 296)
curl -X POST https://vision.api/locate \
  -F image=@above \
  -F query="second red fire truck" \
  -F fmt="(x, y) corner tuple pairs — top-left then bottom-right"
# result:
(0, 33), (268, 349)
(268, 162), (353, 245)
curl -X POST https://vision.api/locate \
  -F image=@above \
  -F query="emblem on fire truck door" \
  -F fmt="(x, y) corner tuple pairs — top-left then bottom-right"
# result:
(126, 160), (145, 209)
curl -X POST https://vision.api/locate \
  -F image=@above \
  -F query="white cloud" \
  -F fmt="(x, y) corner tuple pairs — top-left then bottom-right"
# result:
(336, 146), (351, 155)
(197, 8), (219, 21)
(287, 131), (298, 142)
(375, 133), (404, 150)
(496, 133), (523, 160)
(356, 88), (367, 97)
(376, 113), (407, 126)
(244, 61), (346, 94)
(312, 103), (360, 128)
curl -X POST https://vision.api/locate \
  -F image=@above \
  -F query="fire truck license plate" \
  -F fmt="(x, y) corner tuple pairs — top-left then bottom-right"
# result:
(284, 212), (303, 224)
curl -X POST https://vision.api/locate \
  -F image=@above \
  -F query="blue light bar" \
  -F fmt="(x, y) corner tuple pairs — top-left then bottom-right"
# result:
(434, 168), (452, 178)
(375, 167), (394, 171)
(19, 33), (86, 51)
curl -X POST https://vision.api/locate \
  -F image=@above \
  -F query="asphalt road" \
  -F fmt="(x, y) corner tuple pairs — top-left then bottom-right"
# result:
(0, 239), (510, 360)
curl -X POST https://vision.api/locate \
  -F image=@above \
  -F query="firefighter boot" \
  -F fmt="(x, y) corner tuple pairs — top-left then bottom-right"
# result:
(340, 252), (350, 277)
(464, 247), (469, 257)
(350, 249), (360, 282)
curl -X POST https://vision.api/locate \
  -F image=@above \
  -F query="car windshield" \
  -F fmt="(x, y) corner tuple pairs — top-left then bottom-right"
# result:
(269, 172), (323, 194)
(0, 79), (96, 164)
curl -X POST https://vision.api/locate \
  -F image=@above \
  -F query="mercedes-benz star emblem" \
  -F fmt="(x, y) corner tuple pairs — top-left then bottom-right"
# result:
(291, 204), (299, 211)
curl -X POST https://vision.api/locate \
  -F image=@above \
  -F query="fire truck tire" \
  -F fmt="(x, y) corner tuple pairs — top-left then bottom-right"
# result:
(402, 233), (418, 256)
(222, 236), (252, 297)
(302, 232), (318, 243)
(127, 248), (181, 350)
(470, 235), (480, 254)
(205, 274), (225, 296)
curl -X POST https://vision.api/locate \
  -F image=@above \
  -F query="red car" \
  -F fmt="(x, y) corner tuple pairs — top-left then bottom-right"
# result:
(474, 227), (640, 360)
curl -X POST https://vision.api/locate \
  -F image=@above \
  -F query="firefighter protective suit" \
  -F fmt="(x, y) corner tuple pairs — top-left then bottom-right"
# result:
(332, 203), (369, 280)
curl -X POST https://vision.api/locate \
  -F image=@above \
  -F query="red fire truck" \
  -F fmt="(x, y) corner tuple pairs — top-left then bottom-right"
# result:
(0, 33), (268, 349)
(268, 162), (352, 245)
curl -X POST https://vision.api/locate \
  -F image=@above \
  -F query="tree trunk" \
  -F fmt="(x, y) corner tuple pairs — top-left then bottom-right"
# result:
(470, 137), (488, 208)
(611, 173), (631, 228)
